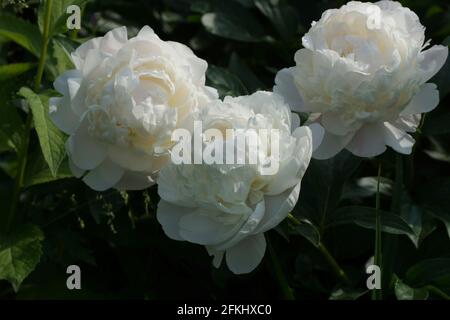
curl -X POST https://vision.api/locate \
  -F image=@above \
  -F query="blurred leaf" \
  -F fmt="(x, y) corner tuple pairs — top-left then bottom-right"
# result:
(417, 177), (450, 239)
(343, 176), (393, 200)
(0, 13), (42, 56)
(406, 258), (450, 289)
(328, 206), (416, 239)
(290, 218), (320, 247)
(295, 150), (361, 228)
(0, 102), (24, 153)
(0, 63), (35, 82)
(206, 65), (248, 98)
(424, 137), (450, 162)
(329, 288), (367, 300)
(255, 0), (302, 40)
(19, 87), (66, 178)
(228, 52), (265, 93)
(201, 2), (265, 42)
(399, 191), (423, 247)
(395, 278), (429, 300)
(0, 224), (44, 292)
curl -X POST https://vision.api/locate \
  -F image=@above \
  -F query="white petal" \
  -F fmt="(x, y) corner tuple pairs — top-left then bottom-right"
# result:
(313, 130), (353, 160)
(178, 209), (244, 246)
(401, 83), (440, 115)
(49, 97), (79, 135)
(66, 117), (107, 170)
(214, 201), (265, 251)
(346, 123), (387, 158)
(108, 145), (155, 172)
(53, 70), (82, 95)
(308, 122), (325, 152)
(321, 112), (352, 135)
(291, 112), (300, 130)
(274, 68), (306, 112)
(71, 37), (101, 67)
(394, 114), (421, 133)
(255, 183), (301, 234)
(383, 122), (415, 154)
(156, 200), (189, 241)
(205, 246), (224, 269)
(266, 126), (312, 194)
(419, 45), (448, 83)
(225, 233), (266, 274)
(168, 41), (208, 85)
(82, 159), (124, 191)
(137, 25), (157, 39)
(68, 158), (85, 178)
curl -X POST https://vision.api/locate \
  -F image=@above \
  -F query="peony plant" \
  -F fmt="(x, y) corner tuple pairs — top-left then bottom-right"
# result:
(274, 1), (448, 159)
(156, 91), (313, 274)
(49, 26), (218, 191)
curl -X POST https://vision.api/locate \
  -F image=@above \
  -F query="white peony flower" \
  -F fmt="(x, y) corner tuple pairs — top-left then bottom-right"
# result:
(49, 26), (218, 191)
(274, 1), (448, 159)
(156, 91), (313, 274)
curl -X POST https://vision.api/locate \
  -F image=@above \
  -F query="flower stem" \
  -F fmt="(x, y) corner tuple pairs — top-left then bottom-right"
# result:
(372, 161), (383, 300)
(3, 0), (53, 234)
(287, 213), (350, 285)
(266, 235), (295, 300)
(317, 242), (351, 285)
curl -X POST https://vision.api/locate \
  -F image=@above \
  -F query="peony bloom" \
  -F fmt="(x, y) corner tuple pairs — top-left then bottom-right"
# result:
(49, 26), (217, 191)
(274, 1), (448, 159)
(156, 91), (312, 274)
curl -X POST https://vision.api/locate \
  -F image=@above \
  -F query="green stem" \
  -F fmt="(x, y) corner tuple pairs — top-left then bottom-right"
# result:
(381, 154), (403, 291)
(288, 213), (350, 285)
(4, 0), (53, 234)
(391, 155), (403, 214)
(372, 162), (382, 300)
(266, 235), (295, 300)
(317, 242), (351, 285)
(34, 0), (52, 91)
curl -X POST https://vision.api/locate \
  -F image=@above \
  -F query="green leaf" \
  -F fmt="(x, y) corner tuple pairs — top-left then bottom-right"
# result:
(0, 224), (44, 292)
(0, 102), (24, 153)
(255, 0), (302, 40)
(394, 278), (429, 300)
(343, 176), (393, 200)
(38, 0), (90, 37)
(0, 13), (42, 56)
(206, 65), (248, 98)
(417, 177), (450, 239)
(0, 63), (35, 82)
(290, 218), (320, 247)
(18, 87), (67, 178)
(24, 152), (73, 188)
(295, 150), (361, 227)
(330, 288), (367, 300)
(49, 38), (75, 77)
(201, 2), (265, 42)
(399, 191), (423, 247)
(406, 258), (450, 289)
(228, 52), (265, 93)
(327, 206), (416, 239)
